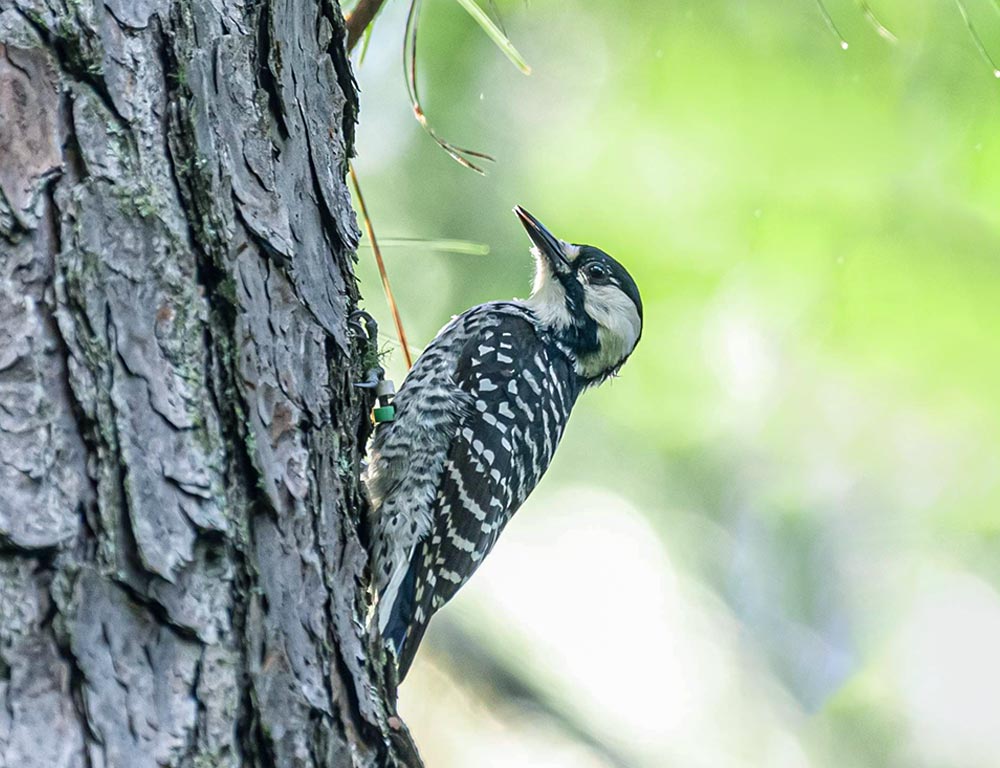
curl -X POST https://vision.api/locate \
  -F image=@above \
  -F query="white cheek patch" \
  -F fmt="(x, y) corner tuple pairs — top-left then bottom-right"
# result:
(579, 284), (642, 378)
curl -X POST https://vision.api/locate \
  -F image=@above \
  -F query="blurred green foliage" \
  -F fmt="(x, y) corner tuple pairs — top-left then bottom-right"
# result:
(351, 2), (1000, 765)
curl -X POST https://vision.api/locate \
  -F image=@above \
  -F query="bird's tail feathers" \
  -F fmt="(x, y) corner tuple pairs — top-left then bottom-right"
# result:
(378, 544), (428, 682)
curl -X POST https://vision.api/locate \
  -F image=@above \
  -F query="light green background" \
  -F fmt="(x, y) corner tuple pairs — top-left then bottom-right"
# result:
(351, 2), (1000, 765)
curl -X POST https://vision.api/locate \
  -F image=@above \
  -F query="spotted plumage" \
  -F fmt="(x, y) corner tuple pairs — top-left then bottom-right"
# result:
(365, 207), (642, 681)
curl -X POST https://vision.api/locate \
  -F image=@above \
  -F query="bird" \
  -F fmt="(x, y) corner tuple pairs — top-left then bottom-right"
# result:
(365, 206), (643, 681)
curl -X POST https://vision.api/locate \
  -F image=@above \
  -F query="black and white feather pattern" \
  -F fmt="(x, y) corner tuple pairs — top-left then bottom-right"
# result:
(366, 302), (581, 678)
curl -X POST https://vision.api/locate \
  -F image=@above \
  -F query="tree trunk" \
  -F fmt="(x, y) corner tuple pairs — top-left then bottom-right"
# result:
(0, 1), (412, 765)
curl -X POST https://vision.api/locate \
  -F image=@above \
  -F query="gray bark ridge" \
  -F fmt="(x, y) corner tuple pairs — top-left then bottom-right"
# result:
(0, 1), (415, 766)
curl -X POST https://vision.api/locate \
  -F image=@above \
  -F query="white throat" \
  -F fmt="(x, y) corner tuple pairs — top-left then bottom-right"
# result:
(524, 246), (574, 330)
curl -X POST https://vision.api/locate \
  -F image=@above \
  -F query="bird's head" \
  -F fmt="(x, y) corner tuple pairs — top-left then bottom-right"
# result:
(515, 206), (642, 383)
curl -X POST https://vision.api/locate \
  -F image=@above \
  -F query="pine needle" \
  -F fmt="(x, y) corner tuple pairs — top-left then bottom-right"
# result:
(349, 164), (414, 370)
(453, 0), (532, 74)
(815, 0), (850, 49)
(484, 0), (507, 36)
(955, 0), (1000, 78)
(404, 0), (496, 174)
(858, 1), (897, 43)
(359, 237), (491, 255)
(359, 17), (376, 64)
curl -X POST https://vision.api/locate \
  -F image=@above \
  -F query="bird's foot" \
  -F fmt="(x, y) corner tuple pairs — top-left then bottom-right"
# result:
(349, 309), (379, 344)
(354, 367), (383, 389)
(350, 309), (385, 389)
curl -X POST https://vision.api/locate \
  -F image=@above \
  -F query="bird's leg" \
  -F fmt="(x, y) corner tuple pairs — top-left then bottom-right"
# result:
(349, 309), (385, 456)
(350, 309), (384, 389)
(354, 368), (382, 389)
(349, 310), (398, 427)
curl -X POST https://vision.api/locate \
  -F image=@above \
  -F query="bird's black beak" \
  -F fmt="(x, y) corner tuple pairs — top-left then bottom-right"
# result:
(514, 206), (572, 275)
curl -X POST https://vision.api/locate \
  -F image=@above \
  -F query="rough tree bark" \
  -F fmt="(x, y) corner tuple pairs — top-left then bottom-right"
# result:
(0, 1), (417, 765)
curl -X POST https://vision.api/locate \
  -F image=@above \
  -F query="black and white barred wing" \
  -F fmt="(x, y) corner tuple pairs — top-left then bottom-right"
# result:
(388, 313), (581, 677)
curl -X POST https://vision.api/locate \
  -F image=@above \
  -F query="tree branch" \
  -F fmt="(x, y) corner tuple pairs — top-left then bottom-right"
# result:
(345, 0), (388, 52)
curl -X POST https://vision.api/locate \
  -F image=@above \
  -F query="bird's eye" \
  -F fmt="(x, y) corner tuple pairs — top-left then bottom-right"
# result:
(584, 263), (611, 284)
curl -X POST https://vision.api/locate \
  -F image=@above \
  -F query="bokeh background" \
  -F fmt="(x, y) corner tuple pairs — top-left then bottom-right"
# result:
(348, 1), (1000, 765)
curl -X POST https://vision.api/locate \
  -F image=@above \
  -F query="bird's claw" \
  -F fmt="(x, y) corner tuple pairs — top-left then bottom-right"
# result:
(348, 309), (379, 343)
(350, 308), (385, 390)
(353, 368), (383, 389)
